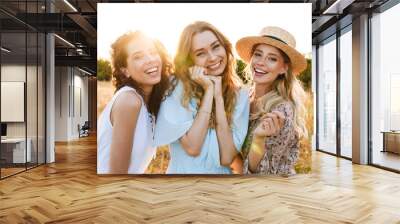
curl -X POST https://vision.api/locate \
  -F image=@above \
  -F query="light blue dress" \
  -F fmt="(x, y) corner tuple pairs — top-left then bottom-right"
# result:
(154, 81), (250, 174)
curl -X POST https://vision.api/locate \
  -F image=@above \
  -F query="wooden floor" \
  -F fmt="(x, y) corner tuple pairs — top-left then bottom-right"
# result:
(1, 163), (45, 178)
(1, 167), (26, 178)
(1, 135), (400, 223)
(372, 150), (400, 171)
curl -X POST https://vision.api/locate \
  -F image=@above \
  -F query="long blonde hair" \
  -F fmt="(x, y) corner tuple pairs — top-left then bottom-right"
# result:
(250, 45), (307, 138)
(174, 21), (242, 127)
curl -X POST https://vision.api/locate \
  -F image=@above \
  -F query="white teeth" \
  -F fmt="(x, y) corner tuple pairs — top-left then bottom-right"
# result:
(254, 68), (267, 74)
(145, 67), (158, 74)
(208, 62), (220, 70)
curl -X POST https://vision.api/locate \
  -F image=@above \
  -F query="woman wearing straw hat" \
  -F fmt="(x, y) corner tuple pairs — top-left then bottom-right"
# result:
(236, 26), (308, 175)
(154, 21), (249, 174)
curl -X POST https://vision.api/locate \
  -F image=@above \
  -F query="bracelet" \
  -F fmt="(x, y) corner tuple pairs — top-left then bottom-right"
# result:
(198, 110), (211, 115)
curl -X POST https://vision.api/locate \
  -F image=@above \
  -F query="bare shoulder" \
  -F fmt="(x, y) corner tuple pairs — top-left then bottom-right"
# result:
(112, 91), (142, 118)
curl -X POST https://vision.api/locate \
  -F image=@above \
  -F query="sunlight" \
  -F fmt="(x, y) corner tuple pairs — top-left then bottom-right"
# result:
(97, 3), (311, 61)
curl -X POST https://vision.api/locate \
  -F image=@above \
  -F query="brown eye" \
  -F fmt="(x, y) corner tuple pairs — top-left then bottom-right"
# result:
(254, 52), (262, 57)
(268, 57), (277, 62)
(196, 52), (205, 57)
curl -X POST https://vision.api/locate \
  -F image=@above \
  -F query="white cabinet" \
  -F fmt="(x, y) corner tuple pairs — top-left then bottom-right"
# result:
(1, 138), (32, 163)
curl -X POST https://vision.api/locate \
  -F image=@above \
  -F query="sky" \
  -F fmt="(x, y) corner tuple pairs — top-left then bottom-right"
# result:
(97, 3), (311, 61)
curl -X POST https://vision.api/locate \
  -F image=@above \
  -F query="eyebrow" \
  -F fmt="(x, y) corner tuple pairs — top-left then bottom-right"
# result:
(193, 40), (220, 54)
(131, 51), (143, 57)
(267, 53), (279, 57)
(254, 49), (279, 57)
(130, 48), (156, 58)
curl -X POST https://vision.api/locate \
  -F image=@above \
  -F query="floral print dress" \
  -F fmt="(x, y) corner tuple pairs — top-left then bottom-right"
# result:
(241, 102), (299, 176)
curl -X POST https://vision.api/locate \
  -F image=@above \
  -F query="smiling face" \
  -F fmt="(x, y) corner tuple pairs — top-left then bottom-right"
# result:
(123, 36), (162, 88)
(250, 44), (288, 86)
(191, 30), (227, 76)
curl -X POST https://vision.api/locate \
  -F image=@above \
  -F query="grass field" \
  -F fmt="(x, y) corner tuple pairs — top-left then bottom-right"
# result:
(97, 81), (115, 117)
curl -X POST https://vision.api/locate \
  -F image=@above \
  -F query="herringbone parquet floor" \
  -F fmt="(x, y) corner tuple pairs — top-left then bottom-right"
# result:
(1, 135), (400, 223)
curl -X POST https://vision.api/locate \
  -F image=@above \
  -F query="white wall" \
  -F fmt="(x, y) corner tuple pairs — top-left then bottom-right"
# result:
(1, 63), (46, 164)
(72, 72), (89, 138)
(1, 65), (31, 138)
(1, 66), (25, 125)
(1, 65), (26, 81)
(55, 66), (69, 141)
(54, 66), (89, 141)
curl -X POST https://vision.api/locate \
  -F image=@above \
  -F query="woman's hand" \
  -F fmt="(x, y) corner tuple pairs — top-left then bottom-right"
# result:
(208, 76), (222, 98)
(247, 111), (285, 172)
(189, 66), (213, 90)
(253, 111), (285, 138)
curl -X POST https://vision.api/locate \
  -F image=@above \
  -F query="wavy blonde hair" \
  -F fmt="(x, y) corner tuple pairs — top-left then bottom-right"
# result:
(249, 45), (307, 138)
(174, 21), (242, 127)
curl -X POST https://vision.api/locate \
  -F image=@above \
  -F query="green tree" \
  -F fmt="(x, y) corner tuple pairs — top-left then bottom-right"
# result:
(298, 58), (312, 91)
(97, 59), (112, 81)
(236, 59), (249, 84)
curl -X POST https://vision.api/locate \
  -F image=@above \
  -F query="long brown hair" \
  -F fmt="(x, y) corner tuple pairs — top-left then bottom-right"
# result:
(174, 21), (242, 127)
(110, 31), (173, 118)
(249, 44), (307, 138)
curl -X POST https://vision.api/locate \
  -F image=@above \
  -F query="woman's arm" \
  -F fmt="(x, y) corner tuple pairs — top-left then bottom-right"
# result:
(207, 76), (237, 167)
(109, 91), (141, 174)
(214, 94), (238, 167)
(179, 88), (214, 156)
(179, 66), (214, 157)
(247, 111), (285, 173)
(247, 135), (267, 173)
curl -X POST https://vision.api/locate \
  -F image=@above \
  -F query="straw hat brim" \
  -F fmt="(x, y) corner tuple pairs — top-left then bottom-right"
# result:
(236, 36), (307, 75)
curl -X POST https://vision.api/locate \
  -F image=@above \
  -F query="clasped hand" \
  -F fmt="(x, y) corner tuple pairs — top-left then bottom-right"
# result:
(253, 111), (285, 138)
(189, 66), (222, 97)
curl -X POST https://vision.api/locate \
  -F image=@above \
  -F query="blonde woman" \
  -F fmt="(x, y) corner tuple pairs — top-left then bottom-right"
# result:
(236, 26), (308, 175)
(154, 21), (249, 174)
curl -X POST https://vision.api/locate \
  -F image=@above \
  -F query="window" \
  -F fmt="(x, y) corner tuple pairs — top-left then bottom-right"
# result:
(339, 27), (352, 158)
(0, 1), (46, 179)
(371, 2), (400, 171)
(317, 36), (337, 154)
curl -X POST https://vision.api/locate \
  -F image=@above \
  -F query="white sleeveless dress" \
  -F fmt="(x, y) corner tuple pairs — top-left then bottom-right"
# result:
(97, 86), (156, 174)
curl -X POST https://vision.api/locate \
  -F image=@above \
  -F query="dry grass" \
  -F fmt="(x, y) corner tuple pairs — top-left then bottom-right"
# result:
(97, 81), (115, 117)
(146, 146), (170, 174)
(295, 91), (313, 173)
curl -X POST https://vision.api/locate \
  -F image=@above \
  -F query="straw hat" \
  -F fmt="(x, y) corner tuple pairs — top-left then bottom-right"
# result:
(236, 26), (307, 75)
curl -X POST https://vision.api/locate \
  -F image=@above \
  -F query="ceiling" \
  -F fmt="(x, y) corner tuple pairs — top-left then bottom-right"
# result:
(0, 0), (393, 74)
(0, 0), (99, 74)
